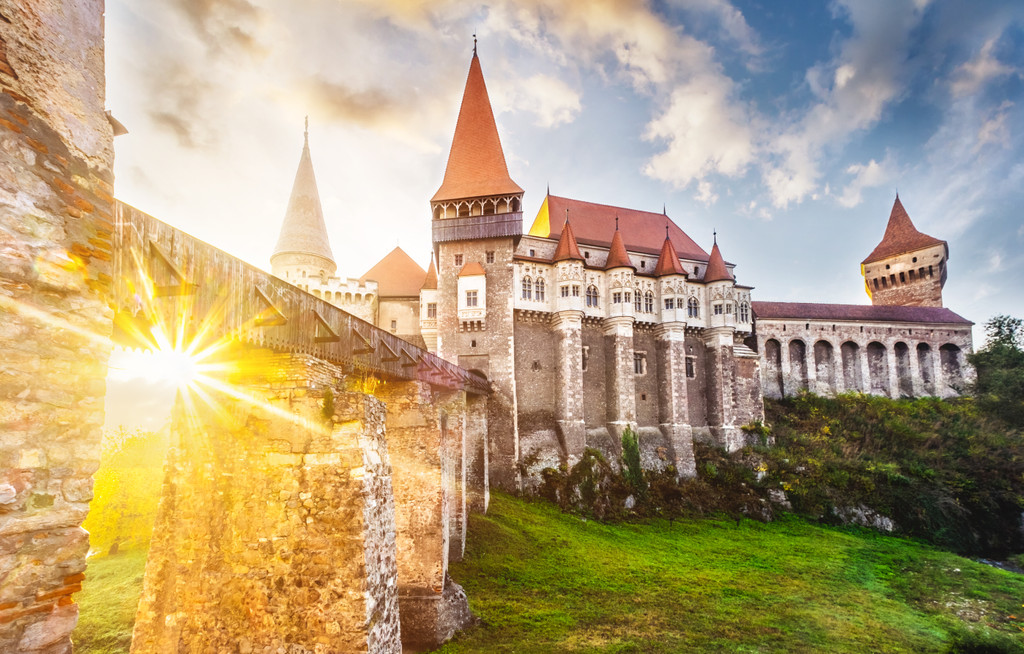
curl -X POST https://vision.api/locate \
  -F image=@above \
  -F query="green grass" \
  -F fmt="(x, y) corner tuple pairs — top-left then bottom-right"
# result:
(436, 493), (1024, 653)
(72, 549), (148, 653)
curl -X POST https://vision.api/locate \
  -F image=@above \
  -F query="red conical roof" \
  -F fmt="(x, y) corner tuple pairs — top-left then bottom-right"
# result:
(553, 218), (585, 262)
(703, 241), (733, 282)
(432, 53), (523, 203)
(421, 255), (437, 290)
(862, 196), (945, 264)
(654, 233), (686, 276)
(271, 128), (335, 268)
(605, 226), (635, 270)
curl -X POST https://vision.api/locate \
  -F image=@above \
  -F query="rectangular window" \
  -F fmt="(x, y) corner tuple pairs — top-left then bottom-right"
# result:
(633, 353), (646, 375)
(390, 320), (397, 332)
(726, 303), (733, 314)
(572, 285), (580, 297)
(624, 292), (631, 303)
(427, 303), (436, 318)
(582, 345), (589, 372)
(454, 254), (463, 266)
(714, 303), (723, 315)
(466, 290), (478, 307)
(685, 356), (696, 378)
(486, 251), (495, 264)
(664, 298), (675, 310)
(561, 285), (570, 298)
(613, 292), (622, 304)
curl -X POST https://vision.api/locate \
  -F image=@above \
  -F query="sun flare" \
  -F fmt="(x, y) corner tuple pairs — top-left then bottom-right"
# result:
(107, 345), (200, 389)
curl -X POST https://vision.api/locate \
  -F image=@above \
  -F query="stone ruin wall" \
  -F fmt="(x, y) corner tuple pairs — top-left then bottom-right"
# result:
(131, 350), (403, 653)
(0, 1), (114, 651)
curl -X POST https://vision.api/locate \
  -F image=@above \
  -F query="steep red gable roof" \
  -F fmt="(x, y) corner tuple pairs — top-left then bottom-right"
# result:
(605, 227), (635, 270)
(421, 256), (437, 290)
(552, 218), (585, 262)
(751, 301), (972, 325)
(532, 195), (709, 260)
(654, 233), (686, 276)
(431, 53), (523, 203)
(459, 261), (486, 276)
(360, 247), (426, 297)
(702, 241), (732, 282)
(862, 196), (946, 265)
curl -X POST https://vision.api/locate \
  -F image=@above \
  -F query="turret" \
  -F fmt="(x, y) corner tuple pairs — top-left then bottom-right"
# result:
(270, 121), (337, 283)
(703, 235), (736, 329)
(552, 214), (585, 314)
(655, 228), (689, 324)
(419, 254), (438, 353)
(861, 196), (948, 307)
(604, 220), (635, 320)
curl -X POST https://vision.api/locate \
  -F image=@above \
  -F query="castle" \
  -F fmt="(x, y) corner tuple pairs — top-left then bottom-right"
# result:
(270, 49), (973, 491)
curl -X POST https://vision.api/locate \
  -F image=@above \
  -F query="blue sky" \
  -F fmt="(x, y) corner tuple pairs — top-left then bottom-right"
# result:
(105, 0), (1023, 348)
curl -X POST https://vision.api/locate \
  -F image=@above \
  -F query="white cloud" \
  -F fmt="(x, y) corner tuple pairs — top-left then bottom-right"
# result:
(761, 0), (928, 208)
(491, 74), (582, 128)
(976, 101), (1013, 151)
(950, 37), (1018, 98)
(837, 155), (895, 208)
(694, 180), (718, 206)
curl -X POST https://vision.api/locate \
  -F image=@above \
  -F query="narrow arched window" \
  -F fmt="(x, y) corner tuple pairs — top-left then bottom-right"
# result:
(535, 278), (545, 301)
(634, 292), (642, 312)
(644, 291), (654, 313)
(522, 276), (532, 300)
(687, 297), (700, 318)
(739, 302), (750, 323)
(586, 285), (599, 307)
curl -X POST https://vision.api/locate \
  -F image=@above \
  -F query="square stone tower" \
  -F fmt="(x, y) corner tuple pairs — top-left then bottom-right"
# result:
(861, 196), (948, 307)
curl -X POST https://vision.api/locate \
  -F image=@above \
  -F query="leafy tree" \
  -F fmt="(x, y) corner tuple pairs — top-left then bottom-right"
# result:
(621, 427), (647, 500)
(969, 315), (1024, 427)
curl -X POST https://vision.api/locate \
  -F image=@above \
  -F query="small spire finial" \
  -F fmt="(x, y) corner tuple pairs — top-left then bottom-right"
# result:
(713, 228), (717, 245)
(615, 215), (619, 231)
(547, 182), (550, 196)
(663, 203), (667, 215)
(564, 207), (569, 225)
(666, 222), (670, 239)
(473, 33), (477, 56)
(304, 116), (309, 146)
(895, 188), (899, 200)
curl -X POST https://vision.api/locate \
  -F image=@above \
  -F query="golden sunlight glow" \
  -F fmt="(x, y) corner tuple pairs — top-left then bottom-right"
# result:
(107, 346), (199, 389)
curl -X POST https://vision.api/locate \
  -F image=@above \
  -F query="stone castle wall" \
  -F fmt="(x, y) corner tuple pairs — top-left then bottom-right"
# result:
(862, 243), (946, 308)
(756, 319), (973, 400)
(437, 237), (519, 492)
(0, 1), (114, 651)
(131, 350), (402, 653)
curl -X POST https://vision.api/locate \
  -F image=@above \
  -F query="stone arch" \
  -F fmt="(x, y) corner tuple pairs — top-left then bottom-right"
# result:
(867, 341), (889, 396)
(764, 338), (784, 399)
(841, 341), (862, 392)
(917, 343), (935, 395)
(940, 343), (964, 392)
(789, 339), (808, 391)
(894, 342), (913, 397)
(813, 340), (836, 395)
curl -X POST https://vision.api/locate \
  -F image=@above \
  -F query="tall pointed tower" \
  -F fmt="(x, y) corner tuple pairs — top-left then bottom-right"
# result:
(861, 196), (948, 307)
(432, 46), (524, 491)
(270, 121), (337, 283)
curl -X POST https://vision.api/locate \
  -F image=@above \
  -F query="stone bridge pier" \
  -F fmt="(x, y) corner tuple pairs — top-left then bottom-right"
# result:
(130, 348), (403, 653)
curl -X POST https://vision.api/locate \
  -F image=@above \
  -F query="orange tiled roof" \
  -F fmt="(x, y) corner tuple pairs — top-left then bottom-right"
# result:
(702, 241), (733, 282)
(654, 233), (686, 276)
(459, 261), (486, 276)
(862, 196), (945, 265)
(534, 195), (709, 260)
(432, 53), (523, 203)
(421, 256), (438, 290)
(360, 246), (426, 298)
(552, 218), (585, 262)
(604, 227), (635, 270)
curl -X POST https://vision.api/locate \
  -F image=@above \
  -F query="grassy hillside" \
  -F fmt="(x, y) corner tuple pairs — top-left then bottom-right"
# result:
(437, 493), (1024, 653)
(72, 550), (147, 653)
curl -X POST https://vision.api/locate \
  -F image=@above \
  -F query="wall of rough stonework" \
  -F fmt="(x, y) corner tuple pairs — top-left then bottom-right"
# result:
(756, 319), (973, 400)
(633, 328), (659, 428)
(863, 244), (946, 308)
(684, 333), (708, 429)
(582, 322), (609, 428)
(465, 393), (488, 514)
(131, 351), (402, 653)
(375, 381), (473, 651)
(0, 1), (114, 651)
(438, 237), (519, 491)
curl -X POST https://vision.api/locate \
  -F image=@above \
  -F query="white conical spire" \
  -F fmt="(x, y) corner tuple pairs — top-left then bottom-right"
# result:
(271, 119), (336, 275)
